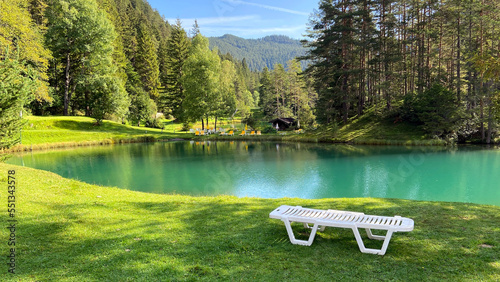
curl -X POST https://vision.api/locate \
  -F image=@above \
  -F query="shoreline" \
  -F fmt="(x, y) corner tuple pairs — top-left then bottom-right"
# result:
(4, 133), (456, 154)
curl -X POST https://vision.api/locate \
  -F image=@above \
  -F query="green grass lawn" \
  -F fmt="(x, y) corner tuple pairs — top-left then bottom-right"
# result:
(1, 163), (498, 281)
(13, 116), (189, 151)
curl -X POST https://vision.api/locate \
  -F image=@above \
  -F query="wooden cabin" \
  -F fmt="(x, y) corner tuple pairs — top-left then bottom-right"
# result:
(269, 118), (297, 130)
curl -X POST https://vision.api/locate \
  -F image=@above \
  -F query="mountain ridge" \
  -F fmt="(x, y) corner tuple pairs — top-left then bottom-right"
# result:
(208, 34), (307, 71)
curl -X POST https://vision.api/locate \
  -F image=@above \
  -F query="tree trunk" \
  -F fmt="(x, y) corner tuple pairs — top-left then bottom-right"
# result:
(438, 0), (443, 80)
(480, 95), (485, 141)
(457, 16), (461, 102)
(486, 84), (492, 144)
(64, 52), (71, 116)
(70, 83), (76, 116)
(85, 92), (90, 117)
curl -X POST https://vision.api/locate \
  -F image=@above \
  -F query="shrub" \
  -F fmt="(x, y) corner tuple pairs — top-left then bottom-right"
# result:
(181, 122), (192, 132)
(261, 125), (277, 134)
(145, 118), (164, 129)
(401, 84), (463, 138)
(242, 114), (257, 129)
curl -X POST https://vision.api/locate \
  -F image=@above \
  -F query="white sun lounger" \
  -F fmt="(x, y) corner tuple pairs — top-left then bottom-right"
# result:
(269, 205), (414, 255)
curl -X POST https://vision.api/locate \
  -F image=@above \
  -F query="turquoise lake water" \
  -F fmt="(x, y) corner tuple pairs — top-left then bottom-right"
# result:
(7, 141), (500, 206)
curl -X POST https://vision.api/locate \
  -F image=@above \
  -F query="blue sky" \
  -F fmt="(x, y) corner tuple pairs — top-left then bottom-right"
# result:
(147, 0), (319, 39)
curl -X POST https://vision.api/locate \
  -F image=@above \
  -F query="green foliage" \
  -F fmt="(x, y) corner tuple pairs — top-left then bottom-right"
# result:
(401, 84), (463, 138)
(128, 87), (156, 125)
(181, 34), (220, 126)
(161, 19), (190, 119)
(0, 50), (37, 149)
(181, 121), (192, 131)
(252, 90), (260, 106)
(145, 117), (164, 129)
(87, 74), (129, 124)
(45, 0), (119, 117)
(0, 0), (51, 103)
(303, 0), (500, 143)
(216, 59), (237, 120)
(259, 60), (316, 127)
(241, 114), (257, 130)
(261, 125), (277, 134)
(136, 23), (160, 100)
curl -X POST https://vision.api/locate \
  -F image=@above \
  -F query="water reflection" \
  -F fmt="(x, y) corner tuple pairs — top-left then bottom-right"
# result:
(7, 142), (500, 206)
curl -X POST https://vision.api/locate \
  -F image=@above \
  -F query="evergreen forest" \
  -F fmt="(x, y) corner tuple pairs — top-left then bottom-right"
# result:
(208, 34), (308, 71)
(303, 0), (500, 143)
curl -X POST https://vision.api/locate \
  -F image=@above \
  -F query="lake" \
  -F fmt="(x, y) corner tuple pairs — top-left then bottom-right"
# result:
(7, 141), (500, 206)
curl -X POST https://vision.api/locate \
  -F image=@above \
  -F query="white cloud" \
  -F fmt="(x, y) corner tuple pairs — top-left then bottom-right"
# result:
(225, 0), (309, 16)
(167, 15), (259, 26)
(203, 25), (305, 37)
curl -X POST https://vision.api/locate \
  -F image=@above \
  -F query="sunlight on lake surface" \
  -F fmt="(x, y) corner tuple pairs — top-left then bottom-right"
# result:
(7, 142), (500, 206)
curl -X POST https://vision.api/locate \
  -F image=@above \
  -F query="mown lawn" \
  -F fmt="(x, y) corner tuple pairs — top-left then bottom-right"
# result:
(0, 163), (498, 281)
(19, 116), (186, 146)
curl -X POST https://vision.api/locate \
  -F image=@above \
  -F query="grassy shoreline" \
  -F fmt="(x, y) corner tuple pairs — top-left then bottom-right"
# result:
(2, 115), (453, 154)
(0, 163), (498, 280)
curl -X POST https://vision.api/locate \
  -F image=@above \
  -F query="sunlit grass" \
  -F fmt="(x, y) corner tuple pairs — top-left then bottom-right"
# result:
(11, 110), (444, 153)
(0, 162), (498, 281)
(12, 116), (186, 151)
(307, 104), (445, 145)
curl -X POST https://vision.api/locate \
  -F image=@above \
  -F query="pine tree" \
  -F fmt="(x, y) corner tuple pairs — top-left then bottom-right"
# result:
(270, 64), (289, 117)
(136, 22), (160, 101)
(258, 67), (272, 113)
(190, 19), (200, 38)
(0, 49), (37, 150)
(161, 19), (190, 120)
(287, 59), (315, 127)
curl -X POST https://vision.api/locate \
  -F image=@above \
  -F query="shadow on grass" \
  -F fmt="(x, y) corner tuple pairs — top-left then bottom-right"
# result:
(52, 120), (139, 133)
(18, 198), (500, 280)
(49, 119), (189, 141)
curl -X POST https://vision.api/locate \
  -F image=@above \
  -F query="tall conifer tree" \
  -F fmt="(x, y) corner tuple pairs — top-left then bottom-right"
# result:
(136, 22), (160, 101)
(161, 19), (190, 119)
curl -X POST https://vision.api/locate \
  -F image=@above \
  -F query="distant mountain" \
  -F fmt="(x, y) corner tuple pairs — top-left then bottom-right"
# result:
(208, 34), (307, 71)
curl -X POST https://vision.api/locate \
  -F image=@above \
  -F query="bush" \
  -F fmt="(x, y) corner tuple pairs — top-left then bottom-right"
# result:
(401, 84), (463, 137)
(145, 118), (164, 129)
(242, 114), (257, 129)
(261, 125), (277, 134)
(181, 122), (192, 132)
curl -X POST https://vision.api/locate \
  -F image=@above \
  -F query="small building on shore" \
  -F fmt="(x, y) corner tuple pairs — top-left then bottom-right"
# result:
(269, 118), (297, 130)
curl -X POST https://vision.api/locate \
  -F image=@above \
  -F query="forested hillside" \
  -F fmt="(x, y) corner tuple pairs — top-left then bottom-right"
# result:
(209, 34), (307, 71)
(304, 0), (500, 143)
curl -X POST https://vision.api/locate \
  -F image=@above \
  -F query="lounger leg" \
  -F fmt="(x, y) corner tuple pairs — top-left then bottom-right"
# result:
(303, 223), (326, 232)
(365, 229), (386, 240)
(283, 220), (319, 246)
(351, 228), (394, 255)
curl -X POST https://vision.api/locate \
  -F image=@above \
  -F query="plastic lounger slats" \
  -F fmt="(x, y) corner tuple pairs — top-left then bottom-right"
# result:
(270, 205), (414, 255)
